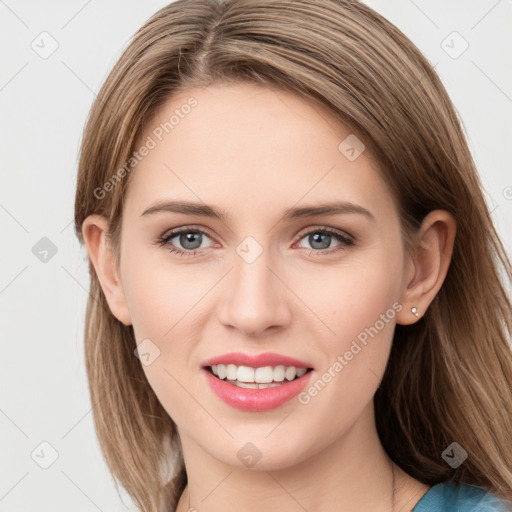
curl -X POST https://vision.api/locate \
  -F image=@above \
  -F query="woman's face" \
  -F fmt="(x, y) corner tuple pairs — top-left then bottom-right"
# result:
(117, 83), (411, 469)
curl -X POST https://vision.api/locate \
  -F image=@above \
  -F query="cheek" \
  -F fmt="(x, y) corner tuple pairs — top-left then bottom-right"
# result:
(311, 246), (404, 344)
(121, 243), (205, 340)
(119, 246), (210, 421)
(310, 243), (404, 388)
(340, 261), (402, 337)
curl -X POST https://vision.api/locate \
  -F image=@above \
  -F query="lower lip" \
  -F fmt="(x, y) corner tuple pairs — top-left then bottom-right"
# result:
(202, 368), (314, 412)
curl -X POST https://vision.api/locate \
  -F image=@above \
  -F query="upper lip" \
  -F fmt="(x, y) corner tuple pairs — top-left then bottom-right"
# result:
(201, 351), (313, 369)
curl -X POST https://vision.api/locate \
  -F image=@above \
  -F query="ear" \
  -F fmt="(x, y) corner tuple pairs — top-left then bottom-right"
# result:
(396, 210), (456, 325)
(81, 214), (132, 326)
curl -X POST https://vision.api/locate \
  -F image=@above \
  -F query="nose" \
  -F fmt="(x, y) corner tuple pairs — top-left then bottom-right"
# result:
(217, 244), (292, 336)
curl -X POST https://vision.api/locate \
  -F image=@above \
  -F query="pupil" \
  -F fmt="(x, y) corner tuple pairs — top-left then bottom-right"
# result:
(182, 232), (201, 250)
(311, 233), (330, 250)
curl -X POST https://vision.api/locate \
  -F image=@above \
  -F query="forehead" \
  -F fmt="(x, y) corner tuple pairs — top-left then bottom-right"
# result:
(124, 83), (394, 221)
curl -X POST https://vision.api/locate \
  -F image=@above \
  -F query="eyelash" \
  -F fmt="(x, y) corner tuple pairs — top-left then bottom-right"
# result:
(155, 225), (355, 258)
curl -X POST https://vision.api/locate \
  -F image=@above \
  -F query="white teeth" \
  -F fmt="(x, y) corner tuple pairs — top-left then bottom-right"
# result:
(236, 381), (282, 389)
(273, 365), (285, 382)
(226, 364), (237, 380)
(209, 363), (309, 383)
(217, 364), (227, 379)
(235, 381), (258, 389)
(285, 366), (297, 381)
(237, 366), (255, 382)
(254, 366), (274, 383)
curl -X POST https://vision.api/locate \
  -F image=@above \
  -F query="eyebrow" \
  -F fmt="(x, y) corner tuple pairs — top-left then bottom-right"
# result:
(140, 200), (375, 222)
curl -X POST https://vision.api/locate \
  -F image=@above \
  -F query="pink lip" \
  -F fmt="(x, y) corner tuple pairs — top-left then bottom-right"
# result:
(202, 368), (314, 412)
(201, 351), (313, 369)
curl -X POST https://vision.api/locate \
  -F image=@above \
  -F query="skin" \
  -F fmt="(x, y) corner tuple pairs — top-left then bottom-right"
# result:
(82, 83), (456, 511)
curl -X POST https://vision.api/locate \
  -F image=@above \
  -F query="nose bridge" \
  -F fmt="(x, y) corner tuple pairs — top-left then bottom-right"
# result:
(218, 235), (290, 334)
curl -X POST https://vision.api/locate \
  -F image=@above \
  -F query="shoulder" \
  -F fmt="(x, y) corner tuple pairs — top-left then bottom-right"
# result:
(412, 481), (511, 512)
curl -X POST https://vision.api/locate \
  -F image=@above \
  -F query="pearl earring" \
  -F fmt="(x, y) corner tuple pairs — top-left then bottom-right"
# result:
(411, 307), (419, 316)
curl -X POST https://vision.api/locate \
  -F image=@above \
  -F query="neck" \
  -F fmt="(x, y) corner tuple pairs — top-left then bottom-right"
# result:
(174, 402), (415, 512)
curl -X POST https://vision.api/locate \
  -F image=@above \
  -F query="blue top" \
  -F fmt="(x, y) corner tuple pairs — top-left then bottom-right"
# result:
(412, 481), (510, 511)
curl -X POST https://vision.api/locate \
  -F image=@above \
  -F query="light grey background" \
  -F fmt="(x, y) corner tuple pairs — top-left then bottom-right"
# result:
(1, 1), (511, 511)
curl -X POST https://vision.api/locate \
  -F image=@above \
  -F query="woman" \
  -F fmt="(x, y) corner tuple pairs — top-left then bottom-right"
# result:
(74, 0), (512, 510)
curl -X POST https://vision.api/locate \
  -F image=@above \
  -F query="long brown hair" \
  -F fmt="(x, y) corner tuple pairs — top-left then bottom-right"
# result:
(74, 0), (512, 510)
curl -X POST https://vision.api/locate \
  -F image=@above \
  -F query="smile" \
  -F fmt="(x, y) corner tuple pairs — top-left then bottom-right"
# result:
(202, 364), (314, 411)
(209, 364), (309, 388)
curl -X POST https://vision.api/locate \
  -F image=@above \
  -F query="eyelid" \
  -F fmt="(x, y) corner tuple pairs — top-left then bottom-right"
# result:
(294, 224), (354, 243)
(158, 224), (354, 246)
(158, 224), (217, 244)
(157, 223), (355, 259)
